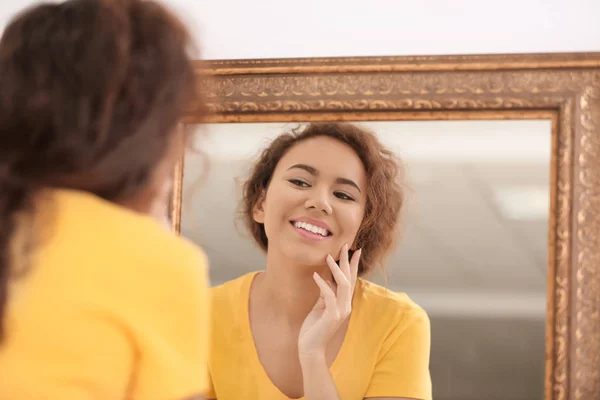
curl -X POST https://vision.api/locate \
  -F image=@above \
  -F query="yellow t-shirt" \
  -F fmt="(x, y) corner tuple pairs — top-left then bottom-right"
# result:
(0, 189), (210, 400)
(207, 272), (432, 400)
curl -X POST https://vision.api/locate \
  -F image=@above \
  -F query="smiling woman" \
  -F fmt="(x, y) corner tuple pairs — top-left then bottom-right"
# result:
(192, 122), (431, 400)
(178, 119), (554, 400)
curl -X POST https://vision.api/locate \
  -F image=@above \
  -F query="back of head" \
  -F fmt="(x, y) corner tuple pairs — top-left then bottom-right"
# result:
(0, 0), (199, 341)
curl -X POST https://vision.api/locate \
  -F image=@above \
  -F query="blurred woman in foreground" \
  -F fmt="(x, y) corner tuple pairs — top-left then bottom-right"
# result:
(0, 1), (210, 399)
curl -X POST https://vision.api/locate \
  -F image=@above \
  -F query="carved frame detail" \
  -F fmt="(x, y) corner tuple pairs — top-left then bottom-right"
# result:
(172, 52), (600, 400)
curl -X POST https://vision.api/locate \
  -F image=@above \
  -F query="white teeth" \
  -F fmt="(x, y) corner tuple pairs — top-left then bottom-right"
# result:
(293, 221), (329, 237)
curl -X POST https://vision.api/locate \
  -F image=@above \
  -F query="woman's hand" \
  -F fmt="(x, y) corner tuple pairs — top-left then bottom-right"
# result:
(298, 244), (361, 359)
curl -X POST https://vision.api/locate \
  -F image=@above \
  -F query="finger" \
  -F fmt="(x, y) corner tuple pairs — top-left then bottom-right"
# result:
(326, 254), (350, 290)
(313, 294), (326, 310)
(326, 254), (350, 308)
(313, 273), (338, 318)
(338, 243), (351, 280)
(349, 248), (362, 288)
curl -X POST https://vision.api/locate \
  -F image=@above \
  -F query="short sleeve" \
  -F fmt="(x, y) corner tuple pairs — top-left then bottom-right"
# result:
(364, 307), (432, 400)
(124, 245), (211, 400)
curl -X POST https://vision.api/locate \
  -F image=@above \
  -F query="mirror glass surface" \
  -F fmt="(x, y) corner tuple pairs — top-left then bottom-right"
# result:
(181, 120), (551, 400)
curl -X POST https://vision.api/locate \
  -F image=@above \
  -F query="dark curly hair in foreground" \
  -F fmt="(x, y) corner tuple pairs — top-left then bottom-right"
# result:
(0, 0), (199, 341)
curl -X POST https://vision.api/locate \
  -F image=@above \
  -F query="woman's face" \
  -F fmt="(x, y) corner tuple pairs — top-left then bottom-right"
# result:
(253, 136), (367, 268)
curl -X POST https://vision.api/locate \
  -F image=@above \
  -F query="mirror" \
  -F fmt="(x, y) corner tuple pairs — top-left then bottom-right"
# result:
(180, 119), (551, 400)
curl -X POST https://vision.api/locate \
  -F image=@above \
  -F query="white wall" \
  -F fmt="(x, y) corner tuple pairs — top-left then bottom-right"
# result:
(165, 0), (599, 59)
(2, 0), (599, 59)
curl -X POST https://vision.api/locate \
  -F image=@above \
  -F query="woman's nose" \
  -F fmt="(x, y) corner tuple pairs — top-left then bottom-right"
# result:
(304, 189), (332, 214)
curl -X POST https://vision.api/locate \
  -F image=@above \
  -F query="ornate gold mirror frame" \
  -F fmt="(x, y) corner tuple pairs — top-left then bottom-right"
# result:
(171, 53), (600, 400)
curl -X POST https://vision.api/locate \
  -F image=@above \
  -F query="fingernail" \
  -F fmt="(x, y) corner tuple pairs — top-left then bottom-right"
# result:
(326, 254), (333, 262)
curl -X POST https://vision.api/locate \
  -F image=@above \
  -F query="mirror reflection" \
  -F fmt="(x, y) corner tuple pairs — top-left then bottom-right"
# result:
(181, 120), (551, 400)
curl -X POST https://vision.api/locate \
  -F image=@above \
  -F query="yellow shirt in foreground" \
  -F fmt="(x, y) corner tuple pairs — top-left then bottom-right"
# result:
(0, 189), (210, 400)
(208, 272), (432, 400)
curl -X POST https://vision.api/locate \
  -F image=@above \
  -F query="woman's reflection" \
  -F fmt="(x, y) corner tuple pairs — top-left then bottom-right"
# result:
(207, 123), (431, 400)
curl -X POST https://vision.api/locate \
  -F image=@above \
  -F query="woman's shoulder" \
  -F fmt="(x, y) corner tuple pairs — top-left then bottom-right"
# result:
(208, 272), (259, 329)
(51, 188), (190, 243)
(40, 188), (207, 280)
(355, 278), (429, 328)
(210, 272), (259, 301)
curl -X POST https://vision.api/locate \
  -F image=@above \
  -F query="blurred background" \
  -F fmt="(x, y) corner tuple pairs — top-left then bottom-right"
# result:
(182, 120), (551, 400)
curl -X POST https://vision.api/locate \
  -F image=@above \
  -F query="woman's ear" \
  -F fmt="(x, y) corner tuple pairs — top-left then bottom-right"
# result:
(252, 191), (266, 223)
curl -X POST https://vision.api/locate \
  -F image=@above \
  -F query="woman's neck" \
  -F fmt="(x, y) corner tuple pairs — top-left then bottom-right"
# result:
(253, 250), (334, 328)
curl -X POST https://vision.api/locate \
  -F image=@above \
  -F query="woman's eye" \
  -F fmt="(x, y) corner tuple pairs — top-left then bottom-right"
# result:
(289, 179), (310, 187)
(335, 192), (355, 201)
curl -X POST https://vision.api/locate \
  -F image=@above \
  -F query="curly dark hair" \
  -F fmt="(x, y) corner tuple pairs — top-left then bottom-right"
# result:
(0, 0), (200, 341)
(241, 122), (405, 276)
